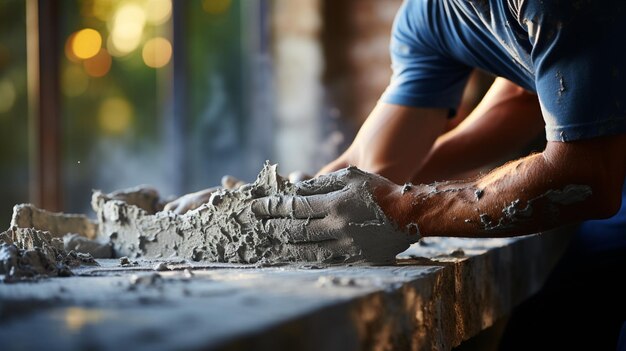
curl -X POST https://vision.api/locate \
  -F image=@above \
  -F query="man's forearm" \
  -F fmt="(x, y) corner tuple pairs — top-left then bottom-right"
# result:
(413, 78), (544, 184)
(317, 103), (448, 184)
(379, 135), (626, 238)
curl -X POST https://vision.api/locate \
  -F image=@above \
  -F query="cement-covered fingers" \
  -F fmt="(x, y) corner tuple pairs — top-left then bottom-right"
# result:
(250, 167), (417, 263)
(251, 195), (329, 219)
(251, 169), (371, 220)
(254, 167), (389, 219)
(293, 166), (390, 195)
(291, 166), (376, 196)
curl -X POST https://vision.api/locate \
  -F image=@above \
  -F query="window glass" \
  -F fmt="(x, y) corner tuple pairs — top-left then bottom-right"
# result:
(0, 0), (28, 224)
(61, 0), (271, 214)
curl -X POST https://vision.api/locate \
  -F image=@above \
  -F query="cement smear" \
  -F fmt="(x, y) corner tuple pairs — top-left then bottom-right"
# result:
(11, 204), (98, 239)
(63, 234), (113, 259)
(107, 186), (164, 213)
(1, 163), (414, 278)
(2, 205), (110, 281)
(0, 227), (98, 282)
(479, 184), (592, 231)
(94, 163), (416, 264)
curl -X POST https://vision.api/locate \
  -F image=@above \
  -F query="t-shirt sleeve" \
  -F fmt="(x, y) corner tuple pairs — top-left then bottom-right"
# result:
(525, 0), (626, 141)
(380, 0), (472, 115)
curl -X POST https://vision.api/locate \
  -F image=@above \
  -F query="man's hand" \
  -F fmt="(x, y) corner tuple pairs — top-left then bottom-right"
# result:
(164, 175), (245, 214)
(250, 167), (419, 264)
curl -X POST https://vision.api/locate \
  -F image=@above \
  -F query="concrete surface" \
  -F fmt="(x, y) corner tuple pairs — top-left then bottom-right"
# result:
(0, 233), (569, 351)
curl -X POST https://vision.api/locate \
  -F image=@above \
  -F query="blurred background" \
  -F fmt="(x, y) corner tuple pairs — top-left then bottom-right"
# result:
(0, 0), (493, 223)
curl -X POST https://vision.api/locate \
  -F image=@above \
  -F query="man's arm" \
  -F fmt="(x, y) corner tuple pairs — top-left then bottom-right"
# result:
(378, 133), (626, 238)
(318, 102), (448, 184)
(413, 77), (545, 183)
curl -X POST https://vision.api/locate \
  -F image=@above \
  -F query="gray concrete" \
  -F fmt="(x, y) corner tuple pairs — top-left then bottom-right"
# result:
(0, 233), (569, 351)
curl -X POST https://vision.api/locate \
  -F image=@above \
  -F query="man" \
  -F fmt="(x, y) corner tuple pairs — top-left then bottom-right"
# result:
(313, 0), (626, 348)
(168, 0), (626, 348)
(313, 1), (626, 348)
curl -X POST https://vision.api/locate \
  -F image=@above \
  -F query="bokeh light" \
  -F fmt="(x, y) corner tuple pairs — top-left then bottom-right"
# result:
(202, 0), (232, 14)
(109, 4), (146, 55)
(90, 0), (115, 22)
(64, 32), (81, 63)
(0, 79), (16, 113)
(145, 0), (172, 25)
(106, 35), (124, 57)
(142, 37), (172, 68)
(71, 29), (102, 59)
(62, 307), (105, 332)
(98, 97), (133, 134)
(62, 66), (89, 97)
(83, 49), (112, 77)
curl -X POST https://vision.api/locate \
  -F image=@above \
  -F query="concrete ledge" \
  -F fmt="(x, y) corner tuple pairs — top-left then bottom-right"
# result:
(0, 232), (569, 351)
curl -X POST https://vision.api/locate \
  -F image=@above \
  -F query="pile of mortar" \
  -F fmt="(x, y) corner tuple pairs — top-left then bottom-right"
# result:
(1, 163), (416, 282)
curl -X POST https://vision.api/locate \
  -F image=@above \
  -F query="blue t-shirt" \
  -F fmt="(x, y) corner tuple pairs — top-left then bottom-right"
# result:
(381, 0), (626, 142)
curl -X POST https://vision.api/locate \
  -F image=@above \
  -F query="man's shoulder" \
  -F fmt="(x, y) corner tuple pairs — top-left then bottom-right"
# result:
(393, 0), (475, 37)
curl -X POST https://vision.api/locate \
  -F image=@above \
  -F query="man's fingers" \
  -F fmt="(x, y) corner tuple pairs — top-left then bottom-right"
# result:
(164, 186), (221, 214)
(261, 218), (337, 243)
(163, 203), (175, 212)
(251, 195), (328, 219)
(176, 202), (195, 215)
(294, 218), (337, 243)
(221, 175), (245, 190)
(163, 199), (180, 213)
(295, 172), (347, 196)
(165, 200), (192, 215)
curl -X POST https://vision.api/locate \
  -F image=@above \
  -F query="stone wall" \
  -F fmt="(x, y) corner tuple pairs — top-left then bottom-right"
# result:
(272, 0), (323, 174)
(322, 0), (402, 126)
(272, 0), (495, 172)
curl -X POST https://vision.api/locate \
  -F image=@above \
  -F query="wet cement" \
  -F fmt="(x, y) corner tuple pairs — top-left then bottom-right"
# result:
(2, 163), (415, 281)
(63, 234), (112, 259)
(2, 205), (111, 281)
(11, 204), (98, 239)
(0, 227), (99, 282)
(94, 163), (416, 264)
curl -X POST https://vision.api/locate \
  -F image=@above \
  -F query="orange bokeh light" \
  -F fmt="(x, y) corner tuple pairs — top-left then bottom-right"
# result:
(71, 28), (102, 59)
(142, 37), (172, 68)
(83, 49), (112, 77)
(65, 32), (80, 63)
